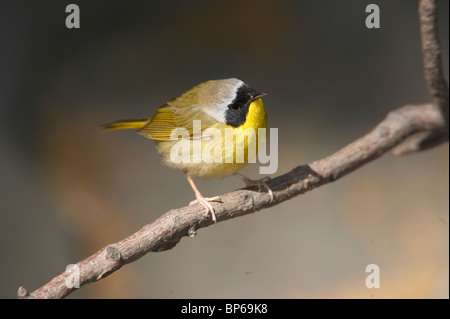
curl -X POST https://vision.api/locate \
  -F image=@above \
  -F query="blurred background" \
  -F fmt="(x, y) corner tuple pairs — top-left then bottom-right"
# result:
(0, 0), (448, 298)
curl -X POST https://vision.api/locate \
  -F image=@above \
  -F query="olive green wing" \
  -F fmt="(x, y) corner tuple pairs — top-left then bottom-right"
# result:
(138, 103), (218, 141)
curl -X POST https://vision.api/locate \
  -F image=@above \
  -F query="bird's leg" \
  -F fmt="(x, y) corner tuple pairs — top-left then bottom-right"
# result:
(235, 173), (274, 202)
(185, 171), (222, 223)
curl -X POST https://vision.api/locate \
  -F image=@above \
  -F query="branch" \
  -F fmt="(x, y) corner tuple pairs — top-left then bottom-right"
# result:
(19, 102), (447, 299)
(395, 0), (450, 155)
(419, 0), (449, 111)
(18, 0), (449, 299)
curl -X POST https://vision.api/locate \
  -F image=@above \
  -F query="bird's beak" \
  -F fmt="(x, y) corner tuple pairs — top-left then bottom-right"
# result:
(251, 92), (267, 101)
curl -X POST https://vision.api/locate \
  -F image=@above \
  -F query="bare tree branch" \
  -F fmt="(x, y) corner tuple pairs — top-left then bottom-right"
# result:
(395, 0), (450, 155)
(19, 102), (447, 299)
(18, 1), (449, 299)
(419, 0), (449, 111)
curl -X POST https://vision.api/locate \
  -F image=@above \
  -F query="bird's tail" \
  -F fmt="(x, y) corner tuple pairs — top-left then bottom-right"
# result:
(103, 118), (150, 130)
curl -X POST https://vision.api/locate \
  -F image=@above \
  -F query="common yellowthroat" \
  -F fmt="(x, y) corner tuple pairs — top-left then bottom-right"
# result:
(104, 78), (272, 223)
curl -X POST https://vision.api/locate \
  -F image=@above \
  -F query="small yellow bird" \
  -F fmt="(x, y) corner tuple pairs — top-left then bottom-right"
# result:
(104, 78), (272, 223)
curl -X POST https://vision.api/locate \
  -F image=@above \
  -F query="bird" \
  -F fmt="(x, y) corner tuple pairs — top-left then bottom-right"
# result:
(104, 78), (273, 223)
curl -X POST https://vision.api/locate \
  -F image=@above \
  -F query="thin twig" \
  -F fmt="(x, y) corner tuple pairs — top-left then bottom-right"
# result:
(419, 0), (449, 111)
(394, 0), (450, 155)
(20, 102), (447, 299)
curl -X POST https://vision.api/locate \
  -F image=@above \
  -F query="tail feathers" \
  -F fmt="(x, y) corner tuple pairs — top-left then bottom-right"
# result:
(103, 118), (150, 130)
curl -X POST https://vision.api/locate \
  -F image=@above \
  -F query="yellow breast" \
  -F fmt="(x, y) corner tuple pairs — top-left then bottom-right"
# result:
(235, 98), (267, 133)
(223, 97), (267, 165)
(157, 98), (267, 179)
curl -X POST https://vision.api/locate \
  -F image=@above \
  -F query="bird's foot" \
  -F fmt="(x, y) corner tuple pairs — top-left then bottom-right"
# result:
(189, 195), (222, 223)
(236, 173), (274, 202)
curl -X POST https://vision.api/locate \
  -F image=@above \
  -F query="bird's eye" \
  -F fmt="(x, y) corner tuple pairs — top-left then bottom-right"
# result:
(228, 84), (259, 111)
(230, 103), (242, 110)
